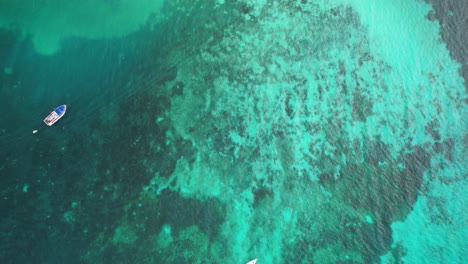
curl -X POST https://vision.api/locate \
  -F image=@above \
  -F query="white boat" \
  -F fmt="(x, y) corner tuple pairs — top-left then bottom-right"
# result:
(43, 104), (66, 126)
(246, 259), (257, 264)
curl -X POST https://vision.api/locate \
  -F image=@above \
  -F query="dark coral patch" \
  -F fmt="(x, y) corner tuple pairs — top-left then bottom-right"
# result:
(156, 189), (226, 240)
(171, 81), (185, 96)
(252, 186), (274, 207)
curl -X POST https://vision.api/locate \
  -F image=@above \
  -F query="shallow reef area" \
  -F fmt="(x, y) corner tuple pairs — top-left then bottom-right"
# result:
(0, 0), (466, 263)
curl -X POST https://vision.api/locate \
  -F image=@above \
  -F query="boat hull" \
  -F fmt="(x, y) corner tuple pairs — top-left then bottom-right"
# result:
(44, 105), (66, 126)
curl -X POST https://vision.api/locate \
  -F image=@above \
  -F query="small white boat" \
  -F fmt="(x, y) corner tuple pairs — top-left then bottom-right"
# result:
(246, 259), (257, 264)
(43, 104), (66, 126)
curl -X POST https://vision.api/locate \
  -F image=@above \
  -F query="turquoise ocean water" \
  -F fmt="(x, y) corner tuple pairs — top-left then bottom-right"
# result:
(0, 1), (466, 263)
